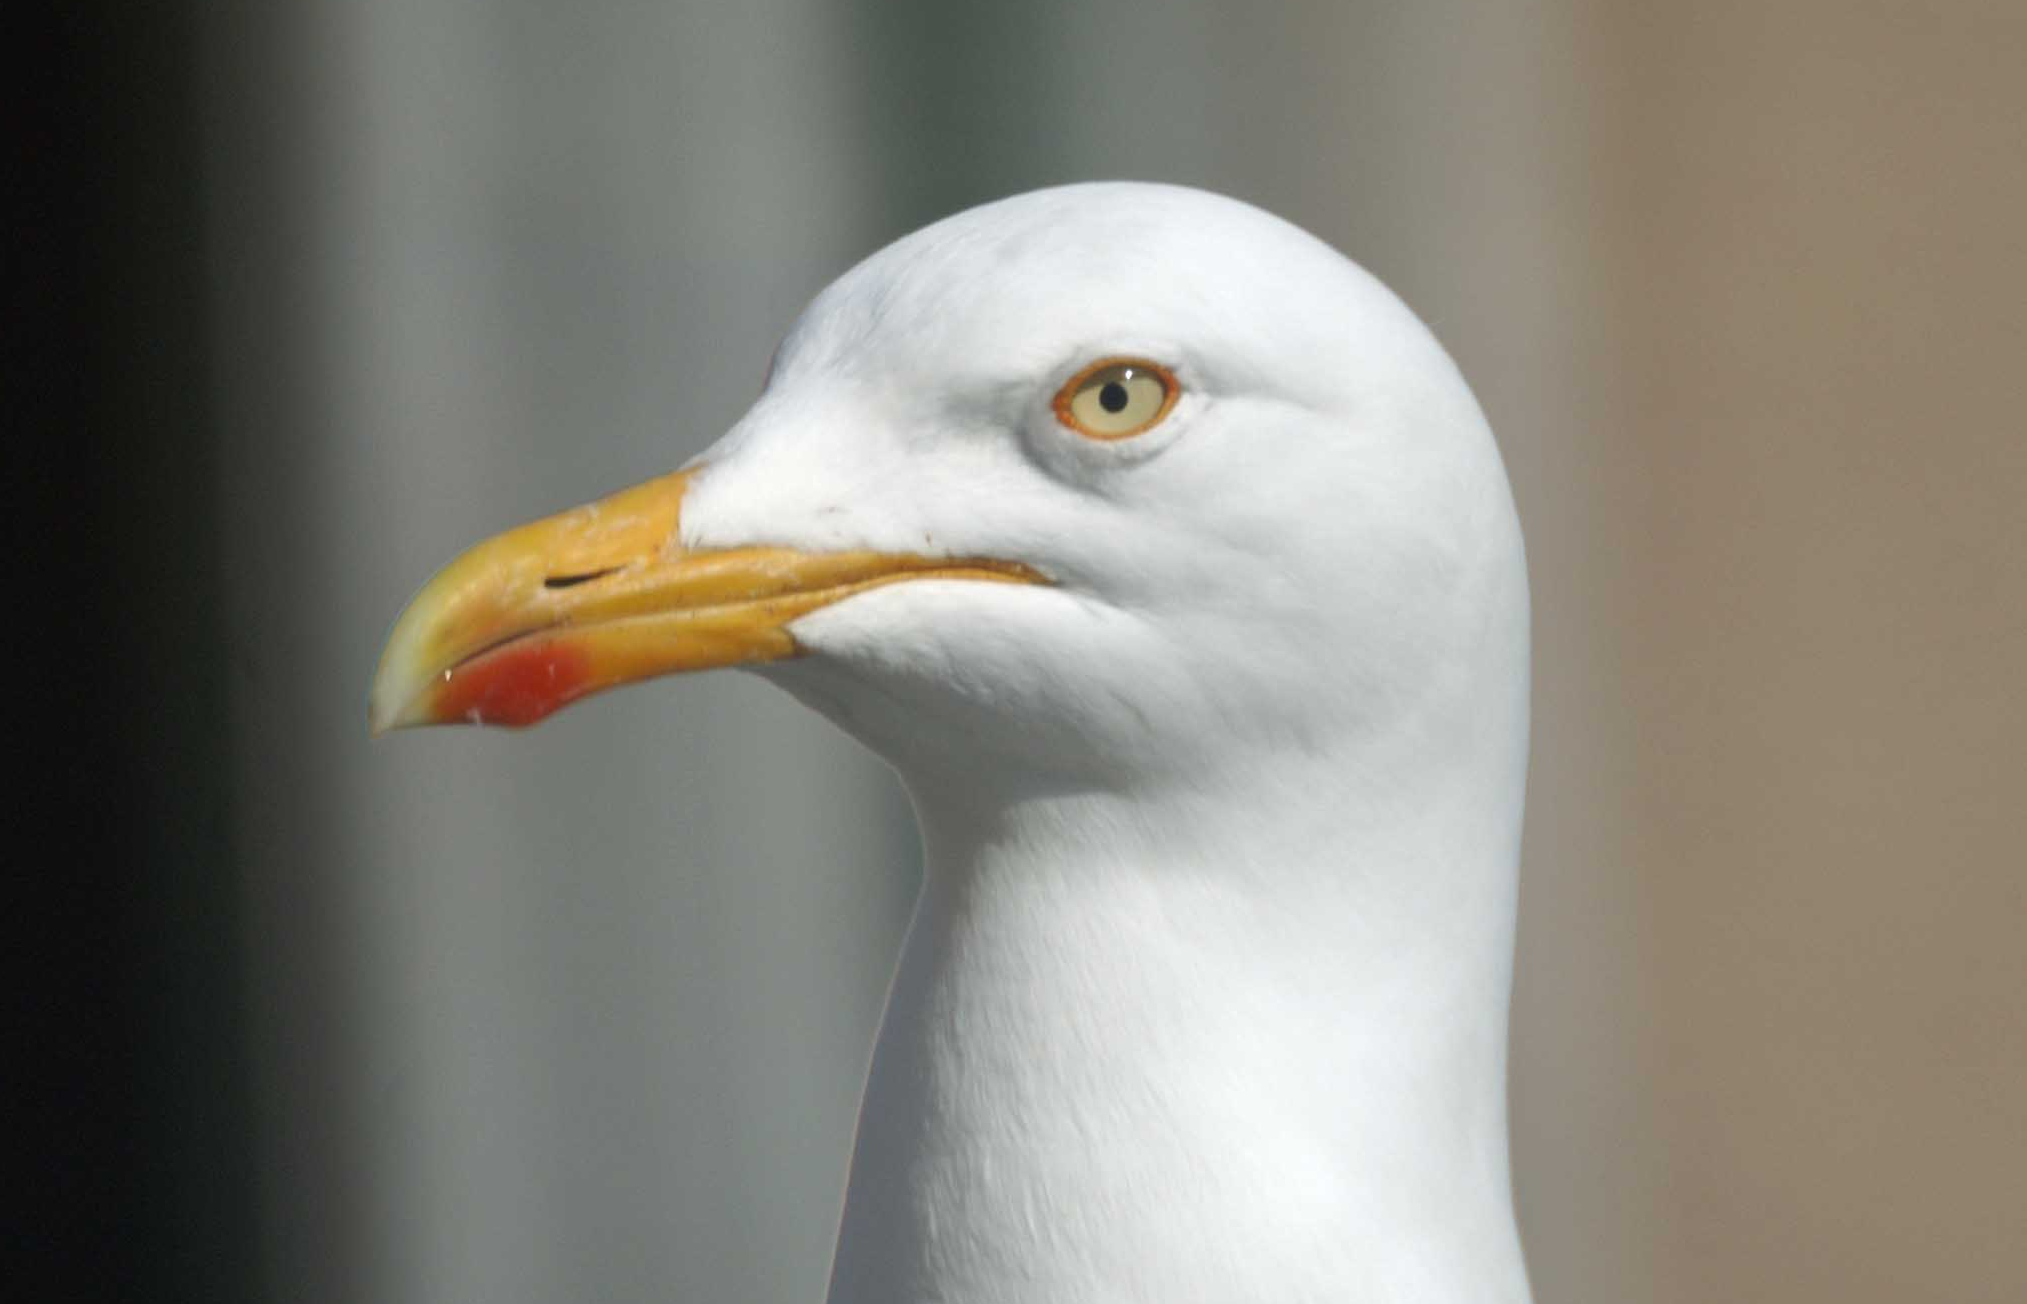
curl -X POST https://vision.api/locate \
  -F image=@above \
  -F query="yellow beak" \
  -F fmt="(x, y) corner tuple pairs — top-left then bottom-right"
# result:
(368, 467), (1043, 733)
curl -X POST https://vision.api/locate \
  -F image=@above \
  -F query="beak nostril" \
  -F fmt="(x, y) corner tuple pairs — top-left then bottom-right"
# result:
(544, 566), (623, 590)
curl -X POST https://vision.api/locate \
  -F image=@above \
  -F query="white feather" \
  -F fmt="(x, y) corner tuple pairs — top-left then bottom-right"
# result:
(683, 182), (1530, 1304)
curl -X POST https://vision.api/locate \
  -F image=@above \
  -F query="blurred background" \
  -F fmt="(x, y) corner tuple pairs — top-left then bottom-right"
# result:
(29, 2), (2026, 1301)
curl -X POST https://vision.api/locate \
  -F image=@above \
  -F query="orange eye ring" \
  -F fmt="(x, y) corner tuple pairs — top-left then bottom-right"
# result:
(1051, 357), (1181, 441)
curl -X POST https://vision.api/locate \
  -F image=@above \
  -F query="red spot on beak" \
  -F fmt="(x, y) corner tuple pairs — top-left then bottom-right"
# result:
(433, 639), (593, 727)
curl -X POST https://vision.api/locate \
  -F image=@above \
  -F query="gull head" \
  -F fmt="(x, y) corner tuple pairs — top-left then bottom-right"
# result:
(372, 182), (1527, 805)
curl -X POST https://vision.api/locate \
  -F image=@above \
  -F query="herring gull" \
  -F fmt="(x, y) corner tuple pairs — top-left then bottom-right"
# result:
(372, 182), (1533, 1304)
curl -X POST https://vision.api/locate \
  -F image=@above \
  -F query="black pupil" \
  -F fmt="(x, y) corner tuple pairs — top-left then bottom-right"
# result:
(1098, 380), (1130, 414)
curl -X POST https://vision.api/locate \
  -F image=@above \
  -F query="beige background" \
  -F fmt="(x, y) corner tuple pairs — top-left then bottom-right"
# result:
(1519, 4), (2027, 1299)
(205, 2), (2027, 1301)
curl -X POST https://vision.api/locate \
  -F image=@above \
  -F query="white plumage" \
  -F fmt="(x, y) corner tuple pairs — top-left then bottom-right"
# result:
(688, 184), (1532, 1303)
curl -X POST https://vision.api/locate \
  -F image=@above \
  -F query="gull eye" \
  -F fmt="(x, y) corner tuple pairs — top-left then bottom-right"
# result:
(1052, 358), (1180, 441)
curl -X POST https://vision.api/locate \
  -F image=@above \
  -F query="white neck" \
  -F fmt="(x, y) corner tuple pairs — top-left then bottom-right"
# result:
(824, 745), (1531, 1304)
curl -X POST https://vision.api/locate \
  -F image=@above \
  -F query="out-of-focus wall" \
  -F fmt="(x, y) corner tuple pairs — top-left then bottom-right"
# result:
(1573, 4), (2027, 1300)
(210, 6), (925, 1301)
(197, 2), (2027, 1302)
